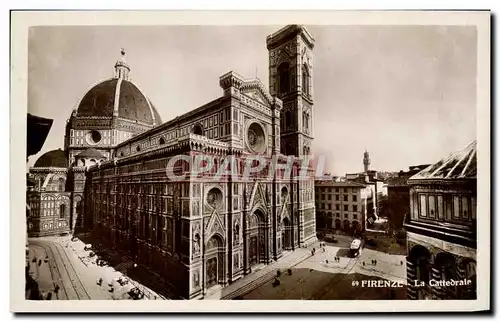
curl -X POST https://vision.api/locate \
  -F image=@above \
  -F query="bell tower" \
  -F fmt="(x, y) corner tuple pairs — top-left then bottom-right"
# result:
(363, 150), (370, 173)
(266, 25), (315, 157)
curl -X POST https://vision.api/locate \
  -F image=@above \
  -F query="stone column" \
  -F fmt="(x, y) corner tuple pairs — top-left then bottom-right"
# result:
(431, 267), (443, 299)
(406, 259), (417, 300)
(243, 212), (250, 275)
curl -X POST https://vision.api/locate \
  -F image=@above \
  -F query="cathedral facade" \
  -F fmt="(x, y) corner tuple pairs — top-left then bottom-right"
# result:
(28, 25), (317, 299)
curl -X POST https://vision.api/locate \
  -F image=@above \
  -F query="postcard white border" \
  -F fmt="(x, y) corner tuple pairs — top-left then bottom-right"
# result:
(10, 10), (490, 312)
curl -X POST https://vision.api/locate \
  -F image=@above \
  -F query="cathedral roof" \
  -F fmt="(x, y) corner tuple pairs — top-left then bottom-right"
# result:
(76, 78), (162, 125)
(76, 148), (104, 158)
(34, 148), (68, 168)
(410, 140), (477, 181)
(75, 50), (162, 126)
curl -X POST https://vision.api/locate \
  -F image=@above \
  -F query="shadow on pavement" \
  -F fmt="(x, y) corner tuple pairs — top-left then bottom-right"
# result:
(75, 233), (180, 299)
(25, 266), (41, 300)
(242, 268), (407, 300)
(334, 248), (352, 258)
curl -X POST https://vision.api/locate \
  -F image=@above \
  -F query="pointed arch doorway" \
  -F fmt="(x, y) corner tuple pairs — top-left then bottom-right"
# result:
(205, 234), (225, 289)
(248, 209), (267, 268)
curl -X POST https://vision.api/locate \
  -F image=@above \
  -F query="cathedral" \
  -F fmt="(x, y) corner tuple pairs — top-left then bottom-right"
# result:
(27, 25), (317, 299)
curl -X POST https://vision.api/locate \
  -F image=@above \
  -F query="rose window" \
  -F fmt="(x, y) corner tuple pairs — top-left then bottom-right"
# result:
(247, 122), (266, 153)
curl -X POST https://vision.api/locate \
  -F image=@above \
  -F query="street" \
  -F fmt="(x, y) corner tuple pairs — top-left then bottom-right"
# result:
(26, 236), (163, 300)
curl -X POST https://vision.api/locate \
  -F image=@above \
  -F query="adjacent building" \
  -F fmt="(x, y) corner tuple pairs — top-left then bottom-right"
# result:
(28, 25), (318, 299)
(315, 180), (367, 234)
(345, 150), (385, 223)
(386, 165), (431, 230)
(405, 141), (477, 300)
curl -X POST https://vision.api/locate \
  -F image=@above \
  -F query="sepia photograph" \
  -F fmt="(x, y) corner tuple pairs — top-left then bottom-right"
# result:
(11, 10), (490, 312)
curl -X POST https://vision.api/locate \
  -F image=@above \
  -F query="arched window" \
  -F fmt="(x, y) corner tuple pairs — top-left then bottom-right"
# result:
(159, 137), (166, 145)
(303, 111), (310, 133)
(59, 204), (66, 219)
(278, 62), (290, 94)
(281, 186), (288, 204)
(58, 178), (65, 192)
(192, 123), (204, 136)
(302, 64), (310, 96)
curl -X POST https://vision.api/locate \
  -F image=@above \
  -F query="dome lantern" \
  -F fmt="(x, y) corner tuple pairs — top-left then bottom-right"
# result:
(114, 48), (130, 80)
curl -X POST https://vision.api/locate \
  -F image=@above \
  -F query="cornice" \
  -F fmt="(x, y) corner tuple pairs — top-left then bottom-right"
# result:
(29, 167), (68, 173)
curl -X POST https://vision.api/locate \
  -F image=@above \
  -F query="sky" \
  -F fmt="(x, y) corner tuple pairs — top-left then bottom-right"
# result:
(27, 25), (477, 175)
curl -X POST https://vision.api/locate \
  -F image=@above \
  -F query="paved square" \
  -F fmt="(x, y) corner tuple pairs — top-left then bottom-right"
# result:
(242, 242), (407, 300)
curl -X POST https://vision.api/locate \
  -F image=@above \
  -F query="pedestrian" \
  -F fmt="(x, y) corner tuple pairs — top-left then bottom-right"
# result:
(54, 284), (60, 294)
(46, 292), (52, 300)
(374, 259), (377, 266)
(363, 261), (365, 266)
(326, 259), (329, 264)
(400, 260), (403, 266)
(38, 259), (42, 266)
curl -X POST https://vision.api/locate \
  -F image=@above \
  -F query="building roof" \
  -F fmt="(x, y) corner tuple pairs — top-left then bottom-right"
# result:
(410, 140), (477, 181)
(33, 148), (68, 168)
(76, 78), (162, 126)
(386, 176), (410, 187)
(76, 148), (104, 159)
(315, 180), (366, 188)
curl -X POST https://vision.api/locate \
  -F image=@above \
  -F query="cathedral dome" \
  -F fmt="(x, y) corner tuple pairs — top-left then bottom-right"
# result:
(34, 148), (68, 168)
(75, 49), (162, 126)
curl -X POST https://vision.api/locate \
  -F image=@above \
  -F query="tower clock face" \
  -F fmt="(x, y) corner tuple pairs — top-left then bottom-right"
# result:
(85, 130), (102, 145)
(246, 122), (266, 153)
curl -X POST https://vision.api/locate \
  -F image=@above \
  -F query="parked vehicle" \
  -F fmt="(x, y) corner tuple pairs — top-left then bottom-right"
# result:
(324, 233), (337, 243)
